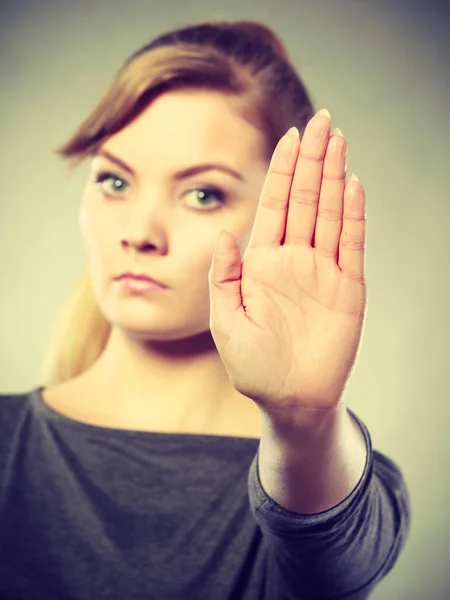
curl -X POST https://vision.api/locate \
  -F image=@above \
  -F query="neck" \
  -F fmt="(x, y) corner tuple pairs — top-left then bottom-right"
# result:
(64, 327), (260, 436)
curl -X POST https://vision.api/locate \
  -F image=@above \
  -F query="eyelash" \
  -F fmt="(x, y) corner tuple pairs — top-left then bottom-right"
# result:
(93, 170), (227, 208)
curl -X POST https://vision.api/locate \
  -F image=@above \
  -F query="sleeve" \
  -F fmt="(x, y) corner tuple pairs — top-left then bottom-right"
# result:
(247, 409), (411, 600)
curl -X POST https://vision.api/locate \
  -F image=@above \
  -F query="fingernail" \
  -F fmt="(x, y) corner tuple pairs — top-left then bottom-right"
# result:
(286, 126), (299, 138)
(316, 108), (331, 119)
(331, 127), (344, 137)
(348, 173), (359, 182)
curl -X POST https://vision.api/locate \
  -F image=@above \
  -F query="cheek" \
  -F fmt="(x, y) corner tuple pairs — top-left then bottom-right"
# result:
(79, 201), (114, 260)
(79, 199), (99, 250)
(79, 203), (89, 243)
(174, 236), (217, 297)
(181, 242), (215, 282)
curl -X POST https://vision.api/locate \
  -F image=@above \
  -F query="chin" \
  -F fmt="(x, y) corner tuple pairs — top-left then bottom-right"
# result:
(111, 318), (211, 342)
(100, 297), (211, 341)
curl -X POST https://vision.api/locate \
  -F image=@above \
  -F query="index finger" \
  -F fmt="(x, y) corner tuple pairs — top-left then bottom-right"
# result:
(245, 127), (300, 250)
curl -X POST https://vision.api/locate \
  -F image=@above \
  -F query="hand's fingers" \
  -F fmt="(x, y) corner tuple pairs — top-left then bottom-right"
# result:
(338, 175), (366, 282)
(284, 109), (331, 246)
(245, 127), (299, 249)
(313, 130), (347, 259)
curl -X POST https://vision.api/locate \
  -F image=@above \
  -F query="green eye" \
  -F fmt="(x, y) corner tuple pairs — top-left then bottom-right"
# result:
(93, 172), (227, 208)
(94, 171), (128, 196)
(185, 187), (226, 208)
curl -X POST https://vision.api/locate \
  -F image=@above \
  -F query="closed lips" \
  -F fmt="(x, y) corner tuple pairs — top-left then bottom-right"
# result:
(117, 272), (166, 286)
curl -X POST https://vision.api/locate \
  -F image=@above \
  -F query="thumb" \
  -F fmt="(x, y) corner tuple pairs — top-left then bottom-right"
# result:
(208, 230), (244, 333)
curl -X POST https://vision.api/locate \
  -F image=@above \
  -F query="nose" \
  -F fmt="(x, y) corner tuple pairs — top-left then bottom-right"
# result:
(121, 238), (156, 252)
(119, 193), (170, 254)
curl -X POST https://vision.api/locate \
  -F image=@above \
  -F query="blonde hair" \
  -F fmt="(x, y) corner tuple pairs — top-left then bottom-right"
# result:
(40, 19), (315, 386)
(40, 271), (111, 386)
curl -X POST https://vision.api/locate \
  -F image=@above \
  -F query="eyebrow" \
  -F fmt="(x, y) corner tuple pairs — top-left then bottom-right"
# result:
(94, 149), (245, 182)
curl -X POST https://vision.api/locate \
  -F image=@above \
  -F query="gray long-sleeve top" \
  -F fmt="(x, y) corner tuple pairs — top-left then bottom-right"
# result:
(0, 387), (410, 599)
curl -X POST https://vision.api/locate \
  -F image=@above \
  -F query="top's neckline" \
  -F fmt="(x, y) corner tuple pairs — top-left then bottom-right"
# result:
(30, 386), (261, 443)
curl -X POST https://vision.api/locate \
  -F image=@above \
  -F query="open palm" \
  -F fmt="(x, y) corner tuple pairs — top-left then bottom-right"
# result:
(208, 110), (367, 416)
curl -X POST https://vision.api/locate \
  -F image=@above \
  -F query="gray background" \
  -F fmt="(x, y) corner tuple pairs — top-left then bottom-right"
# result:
(1, 0), (449, 598)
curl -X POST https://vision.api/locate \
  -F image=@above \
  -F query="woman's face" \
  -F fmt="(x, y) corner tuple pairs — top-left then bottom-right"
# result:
(80, 89), (269, 341)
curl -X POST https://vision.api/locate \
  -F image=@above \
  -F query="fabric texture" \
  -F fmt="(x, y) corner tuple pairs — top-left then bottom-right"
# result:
(0, 387), (410, 599)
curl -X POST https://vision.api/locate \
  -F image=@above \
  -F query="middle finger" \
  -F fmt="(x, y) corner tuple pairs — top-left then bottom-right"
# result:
(284, 109), (331, 246)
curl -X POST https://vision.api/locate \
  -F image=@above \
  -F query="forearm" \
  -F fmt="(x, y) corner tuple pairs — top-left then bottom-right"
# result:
(257, 403), (368, 515)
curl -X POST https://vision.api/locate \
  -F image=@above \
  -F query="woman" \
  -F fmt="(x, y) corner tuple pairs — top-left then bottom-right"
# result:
(0, 20), (410, 599)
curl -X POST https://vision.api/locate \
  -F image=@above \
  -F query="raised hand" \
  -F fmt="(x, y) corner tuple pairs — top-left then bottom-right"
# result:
(208, 109), (367, 418)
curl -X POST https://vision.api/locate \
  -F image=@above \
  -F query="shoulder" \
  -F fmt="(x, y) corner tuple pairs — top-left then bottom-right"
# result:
(0, 389), (32, 417)
(0, 389), (37, 445)
(0, 390), (38, 497)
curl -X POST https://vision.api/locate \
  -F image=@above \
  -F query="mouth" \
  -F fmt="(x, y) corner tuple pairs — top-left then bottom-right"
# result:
(116, 272), (166, 287)
(115, 274), (167, 293)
